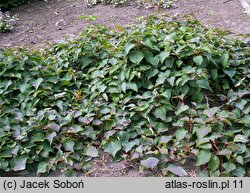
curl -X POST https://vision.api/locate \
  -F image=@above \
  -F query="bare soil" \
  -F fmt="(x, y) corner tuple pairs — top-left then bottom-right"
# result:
(0, 0), (249, 49)
(0, 0), (249, 177)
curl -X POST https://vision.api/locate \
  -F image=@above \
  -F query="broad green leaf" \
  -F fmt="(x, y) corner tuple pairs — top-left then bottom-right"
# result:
(63, 140), (75, 152)
(193, 56), (203, 65)
(85, 146), (99, 157)
(217, 149), (232, 155)
(232, 167), (246, 177)
(121, 82), (126, 93)
(221, 52), (229, 68)
(145, 51), (159, 66)
(141, 157), (159, 169)
(124, 43), (135, 55)
(175, 105), (189, 115)
(160, 89), (172, 100)
(238, 115), (250, 125)
(153, 107), (167, 122)
(33, 78), (43, 90)
(126, 82), (138, 92)
(129, 50), (144, 64)
(167, 77), (175, 86)
(31, 133), (45, 143)
(223, 162), (236, 173)
(192, 91), (204, 103)
(123, 141), (136, 152)
(236, 156), (244, 165)
(223, 69), (236, 78)
(203, 107), (220, 118)
(211, 69), (218, 80)
(235, 100), (247, 111)
(37, 161), (47, 173)
(47, 132), (57, 145)
(208, 155), (220, 173)
(62, 169), (77, 177)
(156, 71), (170, 85)
(10, 156), (28, 171)
(167, 164), (188, 176)
(160, 51), (170, 64)
(196, 79), (211, 90)
(234, 134), (248, 143)
(103, 140), (121, 157)
(175, 128), (188, 141)
(196, 150), (212, 166)
(197, 170), (209, 177)
(196, 126), (211, 139)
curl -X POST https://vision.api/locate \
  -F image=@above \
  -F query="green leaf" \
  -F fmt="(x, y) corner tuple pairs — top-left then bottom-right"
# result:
(175, 104), (189, 115)
(203, 107), (220, 118)
(208, 155), (220, 173)
(141, 157), (159, 169)
(211, 69), (218, 80)
(123, 141), (136, 152)
(160, 51), (170, 64)
(126, 82), (138, 92)
(62, 169), (77, 177)
(167, 164), (188, 176)
(124, 43), (135, 55)
(156, 71), (170, 85)
(11, 156), (28, 171)
(221, 52), (229, 68)
(238, 115), (250, 125)
(129, 50), (144, 64)
(234, 134), (248, 143)
(33, 78), (43, 90)
(103, 140), (121, 157)
(193, 56), (203, 65)
(167, 77), (175, 86)
(223, 69), (236, 78)
(121, 82), (126, 93)
(145, 52), (159, 66)
(236, 156), (244, 165)
(37, 161), (47, 173)
(47, 132), (57, 145)
(223, 162), (236, 173)
(31, 133), (45, 143)
(196, 126), (211, 139)
(196, 78), (211, 90)
(217, 149), (232, 155)
(153, 107), (167, 122)
(232, 167), (246, 177)
(235, 100), (247, 111)
(192, 91), (204, 103)
(85, 146), (99, 157)
(196, 150), (212, 166)
(63, 140), (75, 152)
(175, 128), (188, 141)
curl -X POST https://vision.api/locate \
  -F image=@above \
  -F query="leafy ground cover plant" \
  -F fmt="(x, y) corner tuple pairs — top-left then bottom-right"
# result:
(86, 0), (176, 8)
(0, 14), (249, 176)
(0, 0), (28, 10)
(0, 10), (18, 32)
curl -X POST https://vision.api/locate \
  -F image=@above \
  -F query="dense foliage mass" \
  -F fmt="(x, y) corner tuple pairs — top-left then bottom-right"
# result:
(0, 10), (18, 32)
(0, 15), (249, 176)
(0, 0), (28, 10)
(87, 0), (176, 8)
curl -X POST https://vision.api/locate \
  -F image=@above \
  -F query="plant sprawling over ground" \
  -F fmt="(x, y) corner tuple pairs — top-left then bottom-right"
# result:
(0, 10), (18, 32)
(0, 15), (249, 176)
(0, 0), (28, 10)
(87, 0), (176, 8)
